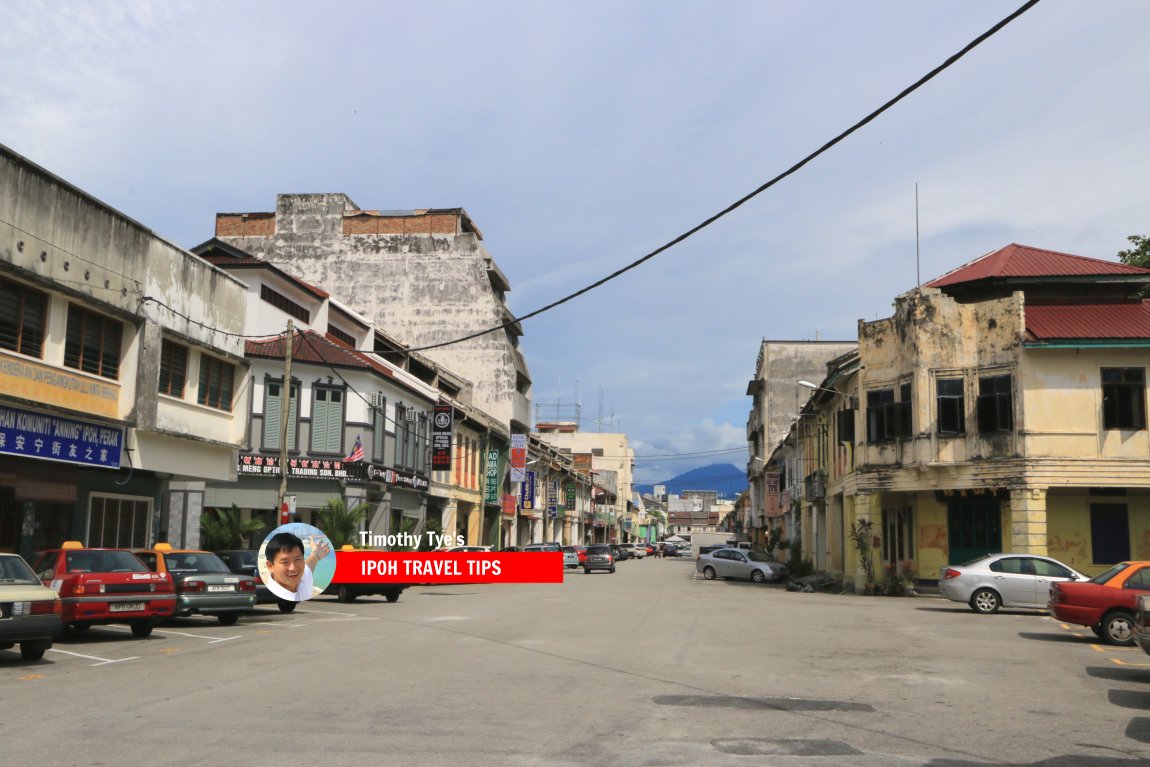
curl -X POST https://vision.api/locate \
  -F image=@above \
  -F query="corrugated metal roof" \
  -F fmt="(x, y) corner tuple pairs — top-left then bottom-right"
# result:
(927, 244), (1150, 288)
(1026, 302), (1150, 340)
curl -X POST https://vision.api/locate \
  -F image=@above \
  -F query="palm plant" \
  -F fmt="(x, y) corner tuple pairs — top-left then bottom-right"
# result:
(201, 504), (266, 551)
(316, 497), (370, 548)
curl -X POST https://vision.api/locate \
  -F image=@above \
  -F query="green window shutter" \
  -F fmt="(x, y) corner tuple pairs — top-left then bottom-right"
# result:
(263, 383), (282, 450)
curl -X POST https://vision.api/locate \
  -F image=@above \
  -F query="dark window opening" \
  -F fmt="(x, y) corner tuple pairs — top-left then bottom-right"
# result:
(1090, 504), (1131, 565)
(159, 340), (188, 397)
(1102, 368), (1146, 430)
(198, 355), (235, 411)
(936, 378), (965, 435)
(977, 374), (1014, 433)
(260, 284), (310, 323)
(327, 326), (355, 347)
(866, 388), (894, 442)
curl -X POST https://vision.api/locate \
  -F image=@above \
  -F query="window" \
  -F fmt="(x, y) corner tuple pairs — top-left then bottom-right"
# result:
(372, 394), (387, 463)
(936, 378), (965, 435)
(415, 412), (428, 473)
(260, 284), (309, 323)
(1102, 368), (1146, 430)
(159, 340), (188, 397)
(989, 557), (1033, 575)
(198, 355), (235, 411)
(311, 386), (344, 454)
(263, 379), (299, 451)
(0, 277), (47, 357)
(1032, 559), (1073, 579)
(977, 374), (1013, 433)
(887, 381), (912, 438)
(1124, 567), (1150, 590)
(1091, 504), (1130, 565)
(837, 408), (856, 443)
(866, 388), (894, 442)
(327, 326), (356, 347)
(64, 305), (122, 379)
(87, 495), (150, 548)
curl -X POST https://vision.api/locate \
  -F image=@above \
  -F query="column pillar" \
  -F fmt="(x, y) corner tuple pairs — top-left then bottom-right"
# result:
(1009, 488), (1048, 555)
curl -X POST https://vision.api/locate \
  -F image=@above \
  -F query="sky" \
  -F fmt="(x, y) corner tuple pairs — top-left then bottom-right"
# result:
(3, 1), (1148, 486)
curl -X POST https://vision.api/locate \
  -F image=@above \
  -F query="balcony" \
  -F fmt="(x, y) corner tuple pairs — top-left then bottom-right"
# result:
(804, 469), (826, 501)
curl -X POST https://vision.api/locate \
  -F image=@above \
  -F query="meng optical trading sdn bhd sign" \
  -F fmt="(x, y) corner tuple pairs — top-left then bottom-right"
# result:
(431, 404), (453, 471)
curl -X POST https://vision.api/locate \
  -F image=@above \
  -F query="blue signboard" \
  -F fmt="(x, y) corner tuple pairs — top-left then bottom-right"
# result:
(0, 404), (123, 468)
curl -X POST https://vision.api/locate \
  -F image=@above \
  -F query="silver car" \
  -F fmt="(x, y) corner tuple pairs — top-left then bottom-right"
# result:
(696, 548), (788, 584)
(939, 553), (1086, 614)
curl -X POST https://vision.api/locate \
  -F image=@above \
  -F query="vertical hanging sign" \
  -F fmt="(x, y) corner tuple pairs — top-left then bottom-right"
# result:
(484, 449), (500, 504)
(431, 404), (453, 471)
(510, 433), (527, 482)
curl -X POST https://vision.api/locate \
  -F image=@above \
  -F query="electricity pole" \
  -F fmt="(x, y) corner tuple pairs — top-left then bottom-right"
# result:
(278, 320), (293, 525)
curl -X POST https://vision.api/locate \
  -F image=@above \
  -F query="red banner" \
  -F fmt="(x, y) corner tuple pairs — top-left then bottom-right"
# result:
(333, 552), (564, 584)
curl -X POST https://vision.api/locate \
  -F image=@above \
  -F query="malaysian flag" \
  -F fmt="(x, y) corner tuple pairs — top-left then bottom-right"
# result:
(345, 434), (364, 463)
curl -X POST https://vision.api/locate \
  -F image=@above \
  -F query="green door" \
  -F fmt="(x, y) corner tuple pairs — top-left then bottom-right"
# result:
(947, 499), (1002, 565)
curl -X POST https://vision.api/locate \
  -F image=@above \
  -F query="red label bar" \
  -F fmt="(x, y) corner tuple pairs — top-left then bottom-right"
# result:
(333, 552), (564, 584)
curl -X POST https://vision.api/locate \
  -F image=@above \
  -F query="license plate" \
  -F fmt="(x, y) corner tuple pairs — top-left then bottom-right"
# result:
(109, 602), (145, 613)
(207, 585), (234, 592)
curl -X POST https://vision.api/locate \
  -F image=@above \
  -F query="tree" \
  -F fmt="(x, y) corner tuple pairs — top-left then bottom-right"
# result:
(316, 497), (370, 549)
(1118, 235), (1150, 269)
(200, 504), (266, 551)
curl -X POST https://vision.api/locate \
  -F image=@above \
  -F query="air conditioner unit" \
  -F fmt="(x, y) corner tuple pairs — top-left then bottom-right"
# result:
(406, 409), (417, 422)
(370, 392), (386, 409)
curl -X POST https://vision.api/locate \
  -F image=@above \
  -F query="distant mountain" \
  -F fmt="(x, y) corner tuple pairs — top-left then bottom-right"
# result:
(635, 463), (747, 499)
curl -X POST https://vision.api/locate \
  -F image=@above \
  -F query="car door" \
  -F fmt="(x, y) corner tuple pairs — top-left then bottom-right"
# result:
(1032, 557), (1078, 606)
(988, 557), (1037, 607)
(710, 550), (733, 577)
(726, 550), (752, 580)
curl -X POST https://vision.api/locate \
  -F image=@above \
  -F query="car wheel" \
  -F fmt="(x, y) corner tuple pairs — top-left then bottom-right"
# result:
(751, 569), (767, 584)
(1102, 611), (1136, 646)
(277, 600), (297, 614)
(130, 622), (154, 638)
(610, 566), (616, 574)
(702, 566), (717, 580)
(217, 613), (239, 626)
(385, 591), (401, 603)
(20, 642), (47, 661)
(337, 585), (357, 604)
(584, 568), (591, 574)
(1090, 624), (1106, 639)
(969, 588), (1001, 614)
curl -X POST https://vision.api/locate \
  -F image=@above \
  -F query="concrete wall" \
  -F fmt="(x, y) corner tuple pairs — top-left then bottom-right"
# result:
(216, 194), (531, 432)
(755, 340), (857, 457)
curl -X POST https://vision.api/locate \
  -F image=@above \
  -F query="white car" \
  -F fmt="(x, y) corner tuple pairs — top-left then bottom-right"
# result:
(628, 544), (646, 559)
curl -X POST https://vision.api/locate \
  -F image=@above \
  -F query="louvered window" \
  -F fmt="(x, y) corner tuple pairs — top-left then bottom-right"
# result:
(64, 306), (122, 379)
(372, 394), (387, 463)
(311, 387), (344, 454)
(0, 277), (47, 357)
(159, 340), (188, 397)
(263, 379), (299, 450)
(197, 355), (235, 411)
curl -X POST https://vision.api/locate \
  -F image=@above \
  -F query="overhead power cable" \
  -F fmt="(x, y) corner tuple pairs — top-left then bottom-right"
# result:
(403, 0), (1043, 354)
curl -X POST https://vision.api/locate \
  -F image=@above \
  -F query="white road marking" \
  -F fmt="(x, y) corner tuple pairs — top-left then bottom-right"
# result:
(48, 648), (138, 666)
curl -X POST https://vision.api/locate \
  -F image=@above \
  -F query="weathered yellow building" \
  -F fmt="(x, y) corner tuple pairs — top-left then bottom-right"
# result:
(788, 245), (1150, 586)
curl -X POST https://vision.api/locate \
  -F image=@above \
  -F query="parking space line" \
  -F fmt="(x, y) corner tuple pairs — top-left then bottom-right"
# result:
(207, 636), (241, 644)
(48, 648), (138, 666)
(1112, 657), (1150, 668)
(157, 629), (241, 642)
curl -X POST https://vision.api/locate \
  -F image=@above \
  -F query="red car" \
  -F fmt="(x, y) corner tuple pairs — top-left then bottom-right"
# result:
(31, 542), (177, 637)
(1049, 561), (1150, 646)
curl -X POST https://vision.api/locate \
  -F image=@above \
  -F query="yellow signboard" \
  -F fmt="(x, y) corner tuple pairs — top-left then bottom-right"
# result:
(0, 351), (120, 418)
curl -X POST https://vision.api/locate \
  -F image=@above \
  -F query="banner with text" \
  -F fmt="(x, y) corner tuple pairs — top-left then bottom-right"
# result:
(333, 552), (563, 583)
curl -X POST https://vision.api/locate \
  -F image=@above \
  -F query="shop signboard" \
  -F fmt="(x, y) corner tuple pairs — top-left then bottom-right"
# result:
(0, 404), (123, 468)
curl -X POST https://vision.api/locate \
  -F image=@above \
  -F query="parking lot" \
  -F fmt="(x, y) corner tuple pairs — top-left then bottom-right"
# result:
(5, 556), (1150, 766)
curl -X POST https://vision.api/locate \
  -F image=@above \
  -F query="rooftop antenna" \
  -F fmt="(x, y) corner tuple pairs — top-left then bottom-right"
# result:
(915, 183), (921, 292)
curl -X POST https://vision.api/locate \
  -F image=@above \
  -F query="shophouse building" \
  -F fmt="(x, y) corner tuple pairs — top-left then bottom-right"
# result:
(0, 145), (250, 555)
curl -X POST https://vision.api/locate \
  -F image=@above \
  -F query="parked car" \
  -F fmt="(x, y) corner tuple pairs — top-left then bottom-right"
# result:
(618, 543), (642, 559)
(30, 542), (176, 637)
(696, 548), (789, 584)
(610, 544), (631, 561)
(561, 545), (586, 567)
(938, 553), (1086, 614)
(216, 549), (296, 612)
(524, 543), (562, 553)
(1050, 561), (1150, 645)
(1135, 594), (1150, 656)
(499, 546), (522, 552)
(644, 544), (656, 556)
(448, 546), (491, 553)
(133, 545), (255, 625)
(0, 552), (62, 660)
(584, 544), (615, 574)
(662, 544), (680, 558)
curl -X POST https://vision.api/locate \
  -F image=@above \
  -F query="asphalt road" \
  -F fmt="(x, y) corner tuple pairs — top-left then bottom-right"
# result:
(4, 555), (1150, 767)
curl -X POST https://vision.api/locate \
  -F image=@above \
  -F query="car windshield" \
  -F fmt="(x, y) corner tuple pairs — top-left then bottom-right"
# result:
(1090, 563), (1130, 585)
(587, 545), (610, 554)
(66, 550), (149, 573)
(166, 552), (230, 573)
(223, 551), (258, 568)
(0, 555), (41, 585)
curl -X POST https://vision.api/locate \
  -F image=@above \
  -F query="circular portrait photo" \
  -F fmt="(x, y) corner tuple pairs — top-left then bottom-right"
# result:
(258, 523), (335, 602)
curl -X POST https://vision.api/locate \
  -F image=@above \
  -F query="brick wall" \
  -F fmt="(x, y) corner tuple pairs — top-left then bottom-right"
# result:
(342, 211), (460, 236)
(215, 213), (275, 237)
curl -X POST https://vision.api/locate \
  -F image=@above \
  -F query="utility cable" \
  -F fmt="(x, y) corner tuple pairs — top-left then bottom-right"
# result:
(403, 0), (1043, 354)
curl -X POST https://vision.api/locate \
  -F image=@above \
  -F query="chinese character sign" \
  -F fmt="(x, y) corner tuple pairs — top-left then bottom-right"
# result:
(431, 404), (453, 471)
(484, 449), (501, 504)
(0, 404), (123, 468)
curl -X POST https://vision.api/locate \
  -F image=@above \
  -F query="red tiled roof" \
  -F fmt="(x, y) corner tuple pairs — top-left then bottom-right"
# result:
(246, 331), (372, 369)
(927, 244), (1150, 288)
(1026, 302), (1150, 340)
